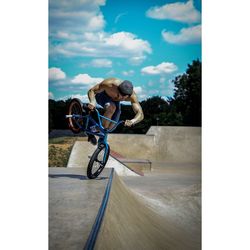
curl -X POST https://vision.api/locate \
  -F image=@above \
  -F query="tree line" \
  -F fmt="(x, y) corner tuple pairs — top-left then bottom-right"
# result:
(49, 59), (201, 134)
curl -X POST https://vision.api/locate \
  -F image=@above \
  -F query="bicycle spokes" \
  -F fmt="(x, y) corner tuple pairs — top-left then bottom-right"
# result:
(87, 144), (110, 179)
(92, 149), (105, 169)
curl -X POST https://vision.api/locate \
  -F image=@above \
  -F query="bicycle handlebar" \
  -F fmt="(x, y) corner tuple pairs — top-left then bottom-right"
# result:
(106, 120), (124, 133)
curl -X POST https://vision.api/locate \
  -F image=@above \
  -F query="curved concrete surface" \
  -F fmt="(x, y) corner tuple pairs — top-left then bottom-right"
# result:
(50, 126), (201, 249)
(122, 166), (201, 248)
(67, 141), (96, 168)
(67, 141), (140, 176)
(49, 166), (200, 250)
(95, 172), (200, 250)
(108, 126), (201, 165)
(49, 167), (112, 250)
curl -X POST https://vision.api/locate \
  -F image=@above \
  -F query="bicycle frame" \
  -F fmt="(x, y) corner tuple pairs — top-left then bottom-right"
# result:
(66, 108), (124, 163)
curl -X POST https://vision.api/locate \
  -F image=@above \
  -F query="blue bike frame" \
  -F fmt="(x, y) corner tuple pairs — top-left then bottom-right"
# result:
(66, 108), (124, 163)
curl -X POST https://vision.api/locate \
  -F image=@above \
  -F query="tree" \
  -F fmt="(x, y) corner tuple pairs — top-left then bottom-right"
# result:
(48, 59), (201, 133)
(171, 59), (201, 126)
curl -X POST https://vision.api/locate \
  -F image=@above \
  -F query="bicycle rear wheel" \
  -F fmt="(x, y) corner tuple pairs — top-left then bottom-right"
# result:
(87, 144), (110, 179)
(67, 98), (83, 134)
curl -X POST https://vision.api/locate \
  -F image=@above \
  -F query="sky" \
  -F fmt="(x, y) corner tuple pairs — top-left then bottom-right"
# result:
(49, 0), (201, 102)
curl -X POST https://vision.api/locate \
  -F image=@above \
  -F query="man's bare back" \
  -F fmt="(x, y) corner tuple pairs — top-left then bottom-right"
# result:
(87, 78), (144, 128)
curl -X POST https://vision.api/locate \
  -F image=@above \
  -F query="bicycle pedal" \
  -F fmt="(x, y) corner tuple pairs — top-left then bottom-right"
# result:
(88, 134), (97, 145)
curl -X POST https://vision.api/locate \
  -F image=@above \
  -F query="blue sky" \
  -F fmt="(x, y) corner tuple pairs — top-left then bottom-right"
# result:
(49, 0), (201, 102)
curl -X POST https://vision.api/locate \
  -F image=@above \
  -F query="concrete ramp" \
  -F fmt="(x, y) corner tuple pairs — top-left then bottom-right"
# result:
(93, 172), (199, 250)
(105, 156), (139, 176)
(108, 126), (201, 165)
(67, 141), (96, 168)
(67, 141), (140, 176)
(49, 167), (111, 250)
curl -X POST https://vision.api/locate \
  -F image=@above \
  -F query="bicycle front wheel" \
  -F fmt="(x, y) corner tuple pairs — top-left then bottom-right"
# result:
(87, 144), (110, 179)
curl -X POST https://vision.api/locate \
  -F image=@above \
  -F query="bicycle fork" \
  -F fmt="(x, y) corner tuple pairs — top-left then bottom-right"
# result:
(98, 135), (109, 164)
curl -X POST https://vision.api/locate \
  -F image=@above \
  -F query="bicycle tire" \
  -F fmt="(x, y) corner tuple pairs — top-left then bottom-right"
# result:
(87, 144), (110, 179)
(67, 98), (83, 134)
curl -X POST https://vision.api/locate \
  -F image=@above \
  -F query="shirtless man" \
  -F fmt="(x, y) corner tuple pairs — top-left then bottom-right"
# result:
(87, 78), (144, 145)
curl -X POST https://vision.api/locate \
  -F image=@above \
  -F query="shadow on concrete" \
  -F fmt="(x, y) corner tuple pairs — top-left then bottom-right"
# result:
(49, 174), (108, 180)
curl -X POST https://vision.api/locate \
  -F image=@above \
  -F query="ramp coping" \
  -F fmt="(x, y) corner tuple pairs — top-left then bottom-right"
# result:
(84, 168), (114, 250)
(109, 155), (144, 176)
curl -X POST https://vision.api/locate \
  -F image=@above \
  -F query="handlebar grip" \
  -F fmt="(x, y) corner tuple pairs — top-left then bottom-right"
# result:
(83, 104), (96, 113)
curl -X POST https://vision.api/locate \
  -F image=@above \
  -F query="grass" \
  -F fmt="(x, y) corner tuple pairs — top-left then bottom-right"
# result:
(49, 137), (87, 167)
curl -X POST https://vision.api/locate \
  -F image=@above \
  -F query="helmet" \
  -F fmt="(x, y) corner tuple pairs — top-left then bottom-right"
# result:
(118, 80), (133, 96)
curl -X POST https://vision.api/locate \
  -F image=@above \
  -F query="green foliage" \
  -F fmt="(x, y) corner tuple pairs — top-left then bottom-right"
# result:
(171, 59), (201, 126)
(48, 60), (201, 133)
(49, 99), (72, 130)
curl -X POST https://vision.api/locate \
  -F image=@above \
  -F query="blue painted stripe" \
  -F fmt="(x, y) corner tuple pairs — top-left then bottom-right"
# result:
(84, 168), (114, 250)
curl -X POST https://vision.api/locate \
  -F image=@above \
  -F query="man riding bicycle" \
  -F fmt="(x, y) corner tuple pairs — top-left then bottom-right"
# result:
(87, 77), (144, 145)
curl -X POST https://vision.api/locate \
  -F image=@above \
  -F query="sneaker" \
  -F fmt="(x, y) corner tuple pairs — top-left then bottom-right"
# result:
(88, 134), (97, 145)
(90, 125), (97, 133)
(90, 125), (101, 133)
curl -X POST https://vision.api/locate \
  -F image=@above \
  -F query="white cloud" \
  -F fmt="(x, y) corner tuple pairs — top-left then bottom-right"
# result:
(48, 92), (54, 99)
(71, 73), (103, 85)
(148, 89), (160, 96)
(147, 80), (154, 87)
(141, 62), (178, 75)
(105, 32), (151, 55)
(146, 0), (201, 24)
(134, 86), (143, 94)
(90, 58), (112, 68)
(59, 94), (89, 103)
(51, 31), (152, 64)
(159, 77), (166, 84)
(106, 69), (115, 76)
(49, 0), (106, 36)
(87, 14), (105, 31)
(122, 70), (134, 76)
(162, 24), (201, 44)
(144, 78), (175, 98)
(160, 79), (176, 97)
(49, 0), (152, 65)
(128, 55), (147, 65)
(49, 67), (66, 80)
(49, 0), (153, 66)
(53, 31), (76, 40)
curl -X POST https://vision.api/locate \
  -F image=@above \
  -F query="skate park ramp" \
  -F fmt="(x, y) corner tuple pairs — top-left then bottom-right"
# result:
(67, 141), (140, 176)
(93, 171), (199, 250)
(108, 126), (201, 167)
(49, 167), (112, 250)
(49, 166), (200, 250)
(50, 126), (201, 249)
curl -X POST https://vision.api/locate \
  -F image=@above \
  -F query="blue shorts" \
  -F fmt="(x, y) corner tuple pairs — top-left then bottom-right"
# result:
(95, 91), (121, 122)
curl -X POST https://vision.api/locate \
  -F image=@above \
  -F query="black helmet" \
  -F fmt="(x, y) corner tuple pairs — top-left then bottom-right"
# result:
(118, 80), (133, 96)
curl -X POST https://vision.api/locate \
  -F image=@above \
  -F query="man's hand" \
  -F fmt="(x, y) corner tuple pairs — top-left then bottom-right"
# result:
(87, 103), (96, 110)
(124, 120), (134, 127)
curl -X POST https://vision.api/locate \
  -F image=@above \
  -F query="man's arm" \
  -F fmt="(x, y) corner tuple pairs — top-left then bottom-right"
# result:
(87, 84), (99, 108)
(87, 82), (106, 109)
(125, 94), (144, 127)
(87, 78), (117, 109)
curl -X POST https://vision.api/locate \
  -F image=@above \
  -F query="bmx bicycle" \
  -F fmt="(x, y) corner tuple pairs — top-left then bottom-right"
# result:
(66, 98), (124, 179)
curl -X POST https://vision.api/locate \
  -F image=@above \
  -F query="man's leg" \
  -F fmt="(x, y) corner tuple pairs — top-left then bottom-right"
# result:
(107, 102), (121, 130)
(103, 103), (116, 129)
